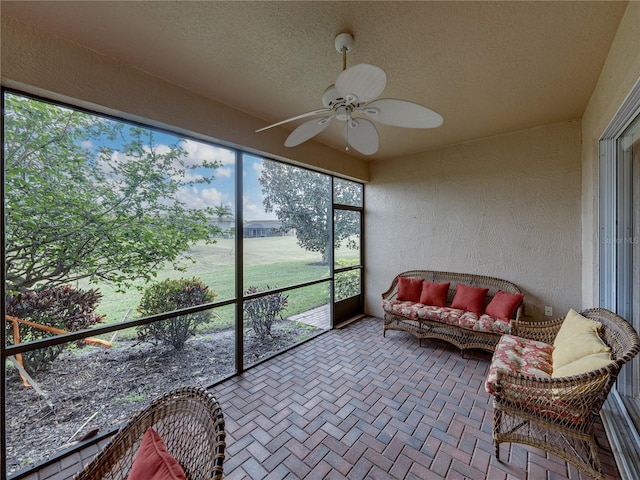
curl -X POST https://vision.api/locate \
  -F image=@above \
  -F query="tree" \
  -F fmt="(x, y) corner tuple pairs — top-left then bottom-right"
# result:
(213, 203), (232, 221)
(4, 93), (222, 293)
(258, 160), (360, 264)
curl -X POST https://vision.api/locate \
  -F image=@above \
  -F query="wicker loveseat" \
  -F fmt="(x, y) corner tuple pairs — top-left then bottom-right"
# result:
(382, 270), (524, 353)
(75, 386), (226, 480)
(485, 308), (640, 479)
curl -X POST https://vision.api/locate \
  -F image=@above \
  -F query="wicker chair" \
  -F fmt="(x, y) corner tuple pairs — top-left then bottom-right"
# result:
(489, 308), (640, 479)
(75, 386), (226, 480)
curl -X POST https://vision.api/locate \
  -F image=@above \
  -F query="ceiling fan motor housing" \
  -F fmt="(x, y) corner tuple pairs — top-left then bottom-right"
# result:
(322, 85), (342, 107)
(335, 105), (351, 121)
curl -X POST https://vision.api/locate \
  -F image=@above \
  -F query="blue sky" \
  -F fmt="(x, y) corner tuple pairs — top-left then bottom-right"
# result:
(175, 140), (277, 221)
(93, 122), (276, 221)
(7, 92), (272, 221)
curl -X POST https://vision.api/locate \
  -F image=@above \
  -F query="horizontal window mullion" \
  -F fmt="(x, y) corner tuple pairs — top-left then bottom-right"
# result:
(332, 203), (363, 212)
(3, 276), (336, 357)
(243, 278), (331, 300)
(2, 298), (236, 357)
(334, 265), (362, 274)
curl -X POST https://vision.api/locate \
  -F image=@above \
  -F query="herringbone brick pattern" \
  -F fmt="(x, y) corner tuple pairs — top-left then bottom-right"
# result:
(21, 316), (620, 480)
(216, 317), (620, 480)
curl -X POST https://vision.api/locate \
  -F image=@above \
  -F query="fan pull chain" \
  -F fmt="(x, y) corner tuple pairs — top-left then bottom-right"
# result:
(345, 124), (349, 151)
(345, 112), (350, 151)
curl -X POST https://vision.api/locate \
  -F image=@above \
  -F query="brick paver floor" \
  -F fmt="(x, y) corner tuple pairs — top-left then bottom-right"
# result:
(20, 316), (620, 480)
(216, 317), (620, 480)
(288, 304), (331, 330)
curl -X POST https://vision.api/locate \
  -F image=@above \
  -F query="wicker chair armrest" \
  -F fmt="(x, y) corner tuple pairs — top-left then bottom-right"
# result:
(510, 317), (563, 344)
(494, 368), (612, 423)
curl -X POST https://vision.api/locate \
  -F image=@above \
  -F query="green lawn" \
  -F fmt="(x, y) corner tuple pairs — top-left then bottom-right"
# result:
(83, 236), (358, 326)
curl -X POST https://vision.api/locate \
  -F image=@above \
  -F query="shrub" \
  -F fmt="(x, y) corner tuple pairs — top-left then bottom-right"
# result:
(136, 277), (217, 350)
(333, 259), (360, 301)
(244, 286), (288, 339)
(335, 271), (360, 301)
(5, 286), (106, 372)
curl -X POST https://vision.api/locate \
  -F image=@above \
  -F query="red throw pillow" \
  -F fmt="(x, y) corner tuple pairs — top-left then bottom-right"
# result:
(485, 290), (525, 321)
(397, 277), (423, 302)
(450, 283), (489, 315)
(419, 281), (450, 307)
(127, 427), (187, 480)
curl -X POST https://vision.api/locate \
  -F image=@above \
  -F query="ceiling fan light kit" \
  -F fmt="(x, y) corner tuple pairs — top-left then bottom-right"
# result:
(256, 32), (443, 155)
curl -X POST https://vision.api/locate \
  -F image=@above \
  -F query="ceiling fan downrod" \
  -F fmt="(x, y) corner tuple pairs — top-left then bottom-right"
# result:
(334, 32), (353, 71)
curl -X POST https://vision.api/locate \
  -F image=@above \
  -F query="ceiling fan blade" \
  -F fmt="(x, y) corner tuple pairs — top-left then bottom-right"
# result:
(343, 118), (379, 155)
(335, 64), (386, 104)
(284, 116), (333, 147)
(359, 99), (444, 128)
(255, 108), (331, 133)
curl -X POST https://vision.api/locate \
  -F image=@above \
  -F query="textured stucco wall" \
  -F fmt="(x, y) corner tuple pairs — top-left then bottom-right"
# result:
(581, 2), (640, 307)
(0, 16), (368, 182)
(366, 121), (582, 320)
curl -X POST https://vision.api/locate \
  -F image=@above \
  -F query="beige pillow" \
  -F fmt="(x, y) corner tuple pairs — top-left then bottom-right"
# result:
(552, 309), (611, 370)
(552, 352), (612, 378)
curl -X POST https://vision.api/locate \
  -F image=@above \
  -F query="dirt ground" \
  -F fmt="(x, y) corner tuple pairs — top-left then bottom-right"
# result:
(5, 321), (318, 474)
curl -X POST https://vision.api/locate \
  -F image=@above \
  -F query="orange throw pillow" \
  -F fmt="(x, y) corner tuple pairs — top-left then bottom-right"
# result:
(485, 291), (524, 320)
(127, 427), (187, 480)
(397, 277), (423, 302)
(450, 283), (489, 315)
(419, 281), (450, 307)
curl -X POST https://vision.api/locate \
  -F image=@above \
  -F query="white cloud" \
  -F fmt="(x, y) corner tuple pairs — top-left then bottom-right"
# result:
(252, 161), (264, 176)
(147, 144), (172, 156)
(183, 140), (235, 167)
(243, 194), (276, 221)
(217, 167), (232, 178)
(94, 150), (128, 182)
(177, 186), (228, 209)
(200, 187), (226, 206)
(181, 171), (205, 182)
(243, 201), (264, 220)
(141, 140), (235, 172)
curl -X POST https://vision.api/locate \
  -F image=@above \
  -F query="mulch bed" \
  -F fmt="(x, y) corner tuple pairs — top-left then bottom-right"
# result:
(5, 321), (318, 475)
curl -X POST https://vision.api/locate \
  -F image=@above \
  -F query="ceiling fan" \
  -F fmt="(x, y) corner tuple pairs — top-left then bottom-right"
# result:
(255, 33), (443, 155)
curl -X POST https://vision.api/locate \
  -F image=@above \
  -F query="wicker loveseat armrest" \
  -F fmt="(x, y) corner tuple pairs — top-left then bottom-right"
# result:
(381, 275), (400, 301)
(511, 305), (524, 323)
(510, 317), (563, 344)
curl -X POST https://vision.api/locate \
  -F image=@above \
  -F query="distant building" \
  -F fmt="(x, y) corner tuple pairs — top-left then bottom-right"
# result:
(210, 216), (235, 238)
(243, 220), (294, 238)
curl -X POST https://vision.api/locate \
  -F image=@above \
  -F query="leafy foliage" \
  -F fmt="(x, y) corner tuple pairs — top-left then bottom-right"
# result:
(334, 260), (361, 301)
(258, 161), (361, 264)
(5, 286), (106, 371)
(213, 203), (233, 220)
(244, 286), (288, 339)
(136, 278), (217, 349)
(4, 92), (222, 293)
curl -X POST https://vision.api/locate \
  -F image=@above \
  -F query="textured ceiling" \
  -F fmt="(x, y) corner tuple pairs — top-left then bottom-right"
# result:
(1, 1), (628, 161)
